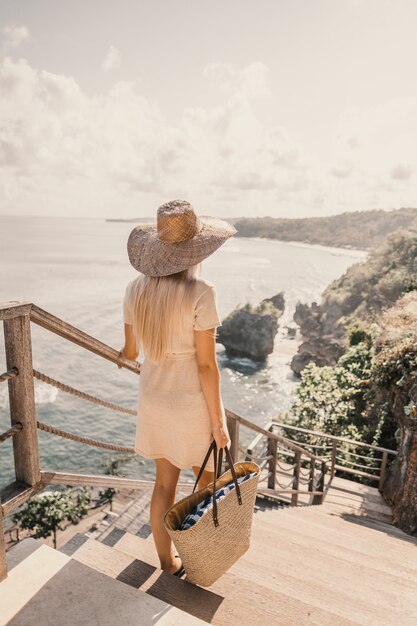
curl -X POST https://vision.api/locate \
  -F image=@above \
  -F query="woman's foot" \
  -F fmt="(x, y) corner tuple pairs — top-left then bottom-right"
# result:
(162, 554), (184, 576)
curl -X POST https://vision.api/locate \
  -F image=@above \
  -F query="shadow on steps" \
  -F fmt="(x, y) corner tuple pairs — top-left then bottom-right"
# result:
(115, 557), (224, 623)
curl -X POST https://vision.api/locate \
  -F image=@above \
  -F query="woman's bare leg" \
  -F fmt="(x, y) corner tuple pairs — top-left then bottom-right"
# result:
(192, 466), (215, 490)
(150, 458), (181, 573)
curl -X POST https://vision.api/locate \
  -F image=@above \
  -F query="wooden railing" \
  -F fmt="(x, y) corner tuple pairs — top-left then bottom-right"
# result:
(272, 421), (397, 490)
(233, 417), (330, 506)
(0, 300), (330, 581)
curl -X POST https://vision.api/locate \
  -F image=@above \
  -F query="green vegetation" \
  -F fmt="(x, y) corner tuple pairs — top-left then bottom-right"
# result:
(282, 292), (417, 493)
(234, 207), (417, 250)
(282, 331), (384, 481)
(321, 230), (417, 331)
(241, 300), (280, 315)
(284, 334), (375, 445)
(12, 487), (91, 548)
(369, 292), (417, 448)
(283, 229), (417, 486)
(292, 230), (417, 359)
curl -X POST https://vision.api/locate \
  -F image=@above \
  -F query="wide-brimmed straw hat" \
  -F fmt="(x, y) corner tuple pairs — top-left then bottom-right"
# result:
(127, 199), (237, 277)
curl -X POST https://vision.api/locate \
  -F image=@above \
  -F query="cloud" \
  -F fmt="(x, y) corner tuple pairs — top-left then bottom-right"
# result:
(0, 55), (416, 219)
(203, 61), (270, 99)
(390, 164), (414, 181)
(325, 97), (417, 210)
(2, 24), (29, 49)
(331, 162), (353, 178)
(102, 45), (122, 72)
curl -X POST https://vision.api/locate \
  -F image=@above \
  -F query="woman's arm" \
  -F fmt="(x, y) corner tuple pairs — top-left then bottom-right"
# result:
(117, 323), (139, 367)
(194, 328), (229, 449)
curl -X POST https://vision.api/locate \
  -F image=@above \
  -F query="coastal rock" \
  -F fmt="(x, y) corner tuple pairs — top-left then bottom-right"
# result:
(217, 293), (285, 361)
(290, 301), (345, 374)
(290, 339), (345, 376)
(285, 323), (297, 338)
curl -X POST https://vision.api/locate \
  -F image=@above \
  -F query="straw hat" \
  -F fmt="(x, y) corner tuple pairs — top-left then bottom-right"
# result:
(127, 199), (237, 277)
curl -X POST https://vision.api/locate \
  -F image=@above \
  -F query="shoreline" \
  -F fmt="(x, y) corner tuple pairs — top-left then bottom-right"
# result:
(103, 220), (369, 256)
(235, 235), (368, 256)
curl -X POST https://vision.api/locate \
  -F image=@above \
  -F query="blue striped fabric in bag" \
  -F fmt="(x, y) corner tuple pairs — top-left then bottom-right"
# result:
(180, 472), (258, 531)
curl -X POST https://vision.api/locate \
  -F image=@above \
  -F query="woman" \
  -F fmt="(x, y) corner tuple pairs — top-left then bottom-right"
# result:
(118, 199), (237, 577)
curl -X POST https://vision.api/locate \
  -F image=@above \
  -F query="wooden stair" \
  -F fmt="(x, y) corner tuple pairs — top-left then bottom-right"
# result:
(1, 477), (417, 625)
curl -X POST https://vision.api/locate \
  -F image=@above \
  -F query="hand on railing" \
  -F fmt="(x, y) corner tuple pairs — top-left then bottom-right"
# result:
(116, 349), (124, 369)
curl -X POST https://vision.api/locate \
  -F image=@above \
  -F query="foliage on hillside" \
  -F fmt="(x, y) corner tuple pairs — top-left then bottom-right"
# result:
(282, 331), (384, 482)
(320, 230), (417, 332)
(361, 292), (417, 450)
(234, 207), (417, 250)
(368, 293), (417, 533)
(284, 337), (374, 443)
(282, 292), (417, 502)
(290, 231), (417, 375)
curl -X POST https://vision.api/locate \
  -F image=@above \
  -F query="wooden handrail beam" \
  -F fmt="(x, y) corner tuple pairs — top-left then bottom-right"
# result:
(332, 463), (380, 481)
(1, 480), (45, 517)
(40, 470), (193, 491)
(225, 409), (328, 465)
(274, 421), (397, 455)
(30, 305), (141, 375)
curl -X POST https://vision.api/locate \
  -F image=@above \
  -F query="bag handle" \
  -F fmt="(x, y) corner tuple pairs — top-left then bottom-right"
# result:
(192, 441), (243, 527)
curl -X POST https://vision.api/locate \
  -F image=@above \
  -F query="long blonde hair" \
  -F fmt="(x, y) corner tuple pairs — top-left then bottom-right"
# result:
(131, 262), (202, 363)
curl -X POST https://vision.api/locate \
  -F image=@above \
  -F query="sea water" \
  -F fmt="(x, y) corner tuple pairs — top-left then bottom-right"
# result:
(0, 216), (367, 487)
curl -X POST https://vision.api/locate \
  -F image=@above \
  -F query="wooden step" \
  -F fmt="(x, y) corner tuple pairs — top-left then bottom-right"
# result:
(274, 490), (392, 522)
(254, 507), (417, 563)
(114, 522), (417, 625)
(251, 514), (417, 582)
(2, 537), (205, 626)
(88, 531), (359, 626)
(253, 509), (417, 571)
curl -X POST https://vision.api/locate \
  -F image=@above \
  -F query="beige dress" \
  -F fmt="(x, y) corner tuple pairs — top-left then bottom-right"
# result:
(123, 276), (230, 472)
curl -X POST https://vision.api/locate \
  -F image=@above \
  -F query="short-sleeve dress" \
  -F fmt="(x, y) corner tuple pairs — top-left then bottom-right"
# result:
(123, 276), (230, 472)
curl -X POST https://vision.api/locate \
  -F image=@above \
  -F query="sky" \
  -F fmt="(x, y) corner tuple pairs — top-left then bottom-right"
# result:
(0, 0), (416, 219)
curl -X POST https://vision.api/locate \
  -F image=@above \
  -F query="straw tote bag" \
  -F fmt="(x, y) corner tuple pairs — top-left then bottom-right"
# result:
(163, 441), (260, 587)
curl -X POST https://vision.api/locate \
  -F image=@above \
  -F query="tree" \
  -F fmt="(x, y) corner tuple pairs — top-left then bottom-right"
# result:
(98, 488), (117, 512)
(12, 487), (91, 548)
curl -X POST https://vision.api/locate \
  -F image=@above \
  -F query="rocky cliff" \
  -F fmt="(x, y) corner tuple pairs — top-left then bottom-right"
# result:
(291, 231), (417, 375)
(217, 293), (285, 361)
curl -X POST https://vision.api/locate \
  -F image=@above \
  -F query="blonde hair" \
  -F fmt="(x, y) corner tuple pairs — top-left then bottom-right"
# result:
(131, 262), (202, 363)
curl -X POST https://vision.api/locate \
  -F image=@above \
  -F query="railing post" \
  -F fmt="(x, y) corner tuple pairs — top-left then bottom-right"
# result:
(4, 313), (41, 486)
(331, 441), (337, 479)
(0, 496), (7, 582)
(313, 460), (327, 505)
(378, 450), (388, 492)
(226, 414), (239, 464)
(267, 436), (277, 490)
(308, 458), (315, 493)
(291, 451), (301, 506)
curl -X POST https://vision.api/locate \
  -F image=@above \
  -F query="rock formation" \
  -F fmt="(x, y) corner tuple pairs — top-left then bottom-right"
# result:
(217, 293), (285, 361)
(290, 302), (345, 375)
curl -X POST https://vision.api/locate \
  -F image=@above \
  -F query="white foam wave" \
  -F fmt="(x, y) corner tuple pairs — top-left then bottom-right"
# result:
(35, 382), (59, 405)
(0, 381), (58, 411)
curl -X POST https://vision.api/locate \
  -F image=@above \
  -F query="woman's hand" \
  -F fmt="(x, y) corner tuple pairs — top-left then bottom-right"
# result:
(116, 348), (124, 369)
(211, 425), (230, 449)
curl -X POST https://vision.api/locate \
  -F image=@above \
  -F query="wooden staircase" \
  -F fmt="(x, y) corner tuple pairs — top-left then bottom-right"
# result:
(1, 475), (417, 626)
(1, 300), (416, 624)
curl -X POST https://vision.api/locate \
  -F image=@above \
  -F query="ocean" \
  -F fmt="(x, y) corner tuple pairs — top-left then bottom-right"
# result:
(0, 216), (367, 488)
